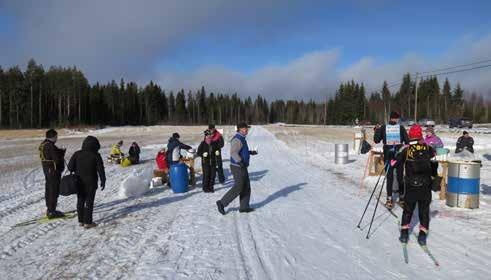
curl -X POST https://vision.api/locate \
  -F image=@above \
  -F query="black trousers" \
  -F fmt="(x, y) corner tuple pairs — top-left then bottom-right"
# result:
(202, 163), (216, 191)
(44, 172), (61, 213)
(385, 162), (404, 198)
(216, 161), (225, 184)
(77, 186), (97, 224)
(220, 165), (251, 210)
(401, 200), (431, 230)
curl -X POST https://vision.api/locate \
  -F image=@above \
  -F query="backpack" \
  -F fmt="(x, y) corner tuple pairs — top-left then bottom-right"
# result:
(404, 144), (433, 187)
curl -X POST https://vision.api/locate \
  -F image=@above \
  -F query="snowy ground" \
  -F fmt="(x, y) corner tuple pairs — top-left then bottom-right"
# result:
(0, 125), (490, 279)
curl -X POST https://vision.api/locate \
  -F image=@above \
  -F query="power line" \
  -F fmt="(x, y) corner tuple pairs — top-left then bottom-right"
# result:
(418, 59), (491, 75)
(387, 63), (491, 89)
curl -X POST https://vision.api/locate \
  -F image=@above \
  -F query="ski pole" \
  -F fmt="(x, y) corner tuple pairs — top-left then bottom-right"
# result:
(357, 161), (389, 228)
(366, 172), (388, 239)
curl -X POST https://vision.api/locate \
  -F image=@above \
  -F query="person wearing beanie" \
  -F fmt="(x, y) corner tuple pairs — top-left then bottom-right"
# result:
(455, 131), (474, 153)
(166, 132), (193, 166)
(424, 126), (444, 149)
(109, 140), (124, 164)
(373, 111), (409, 209)
(38, 129), (66, 219)
(395, 124), (437, 245)
(197, 129), (222, 192)
(208, 124), (225, 183)
(216, 122), (258, 215)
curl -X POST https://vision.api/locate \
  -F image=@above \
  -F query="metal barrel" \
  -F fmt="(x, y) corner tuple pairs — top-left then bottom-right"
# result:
(335, 144), (349, 164)
(446, 161), (480, 209)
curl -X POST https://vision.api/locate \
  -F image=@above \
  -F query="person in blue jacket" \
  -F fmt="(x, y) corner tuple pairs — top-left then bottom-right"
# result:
(216, 123), (258, 214)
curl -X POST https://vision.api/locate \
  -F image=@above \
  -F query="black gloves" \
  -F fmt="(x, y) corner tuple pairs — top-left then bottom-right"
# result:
(100, 183), (105, 191)
(250, 150), (258, 155)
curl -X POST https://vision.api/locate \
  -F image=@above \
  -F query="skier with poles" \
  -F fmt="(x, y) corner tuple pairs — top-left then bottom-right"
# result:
(373, 111), (409, 209)
(395, 124), (437, 246)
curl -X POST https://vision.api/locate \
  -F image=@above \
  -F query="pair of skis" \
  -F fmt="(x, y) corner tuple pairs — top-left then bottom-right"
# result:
(13, 210), (77, 227)
(380, 202), (440, 267)
(401, 233), (440, 267)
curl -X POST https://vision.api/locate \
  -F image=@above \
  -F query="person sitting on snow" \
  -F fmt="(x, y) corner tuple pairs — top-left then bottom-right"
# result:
(396, 124), (437, 245)
(109, 140), (124, 163)
(166, 133), (193, 166)
(128, 142), (141, 164)
(424, 126), (443, 149)
(455, 131), (474, 154)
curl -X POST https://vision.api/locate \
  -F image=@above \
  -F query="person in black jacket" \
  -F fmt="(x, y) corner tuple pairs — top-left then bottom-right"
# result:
(68, 136), (106, 229)
(208, 124), (226, 183)
(197, 129), (222, 192)
(166, 133), (193, 166)
(39, 129), (66, 219)
(128, 142), (141, 164)
(455, 131), (474, 153)
(373, 111), (409, 209)
(396, 125), (437, 245)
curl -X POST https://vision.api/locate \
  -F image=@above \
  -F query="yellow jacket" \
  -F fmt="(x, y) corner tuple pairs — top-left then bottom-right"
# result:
(110, 144), (123, 156)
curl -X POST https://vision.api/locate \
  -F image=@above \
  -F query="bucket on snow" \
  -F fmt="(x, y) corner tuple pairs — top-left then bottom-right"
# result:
(169, 163), (189, 193)
(446, 160), (480, 209)
(335, 144), (349, 164)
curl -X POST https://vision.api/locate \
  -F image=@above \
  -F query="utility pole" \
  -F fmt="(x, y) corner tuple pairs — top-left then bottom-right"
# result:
(414, 72), (419, 123)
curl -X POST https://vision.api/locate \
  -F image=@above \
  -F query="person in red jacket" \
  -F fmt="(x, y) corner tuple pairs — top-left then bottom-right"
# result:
(155, 148), (168, 171)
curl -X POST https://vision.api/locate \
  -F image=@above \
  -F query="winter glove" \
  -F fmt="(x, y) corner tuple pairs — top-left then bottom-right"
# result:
(100, 183), (105, 191)
(215, 150), (220, 156)
(390, 159), (397, 167)
(203, 152), (208, 158)
(250, 150), (258, 155)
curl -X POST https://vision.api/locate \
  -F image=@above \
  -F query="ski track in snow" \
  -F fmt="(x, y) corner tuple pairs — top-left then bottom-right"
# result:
(0, 126), (489, 279)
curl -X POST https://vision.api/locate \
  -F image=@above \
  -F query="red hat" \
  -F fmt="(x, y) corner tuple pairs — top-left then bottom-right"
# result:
(408, 124), (423, 140)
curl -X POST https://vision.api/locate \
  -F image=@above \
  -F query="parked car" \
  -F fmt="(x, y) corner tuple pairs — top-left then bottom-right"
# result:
(449, 118), (473, 129)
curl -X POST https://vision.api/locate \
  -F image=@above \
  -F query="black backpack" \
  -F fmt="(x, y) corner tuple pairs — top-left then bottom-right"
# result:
(404, 144), (433, 187)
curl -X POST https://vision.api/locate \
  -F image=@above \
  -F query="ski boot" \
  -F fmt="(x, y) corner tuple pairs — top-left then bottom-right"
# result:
(84, 223), (97, 229)
(385, 197), (394, 210)
(399, 229), (409, 243)
(418, 231), (427, 246)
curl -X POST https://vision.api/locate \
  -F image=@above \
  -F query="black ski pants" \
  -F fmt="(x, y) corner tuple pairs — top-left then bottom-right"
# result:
(44, 171), (61, 213)
(77, 185), (97, 224)
(202, 163), (216, 192)
(401, 200), (431, 230)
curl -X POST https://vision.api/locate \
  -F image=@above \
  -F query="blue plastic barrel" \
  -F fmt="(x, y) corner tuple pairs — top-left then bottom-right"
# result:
(446, 161), (480, 209)
(169, 163), (189, 193)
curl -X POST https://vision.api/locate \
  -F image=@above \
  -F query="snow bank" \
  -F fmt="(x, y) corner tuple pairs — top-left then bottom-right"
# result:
(118, 168), (153, 199)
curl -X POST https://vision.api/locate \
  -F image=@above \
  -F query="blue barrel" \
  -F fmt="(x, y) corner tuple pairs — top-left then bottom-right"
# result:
(169, 163), (189, 193)
(446, 161), (480, 209)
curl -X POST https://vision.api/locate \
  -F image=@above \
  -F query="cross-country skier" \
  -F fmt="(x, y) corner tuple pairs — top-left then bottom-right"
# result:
(373, 111), (409, 209)
(216, 123), (258, 214)
(39, 129), (66, 219)
(396, 124), (437, 245)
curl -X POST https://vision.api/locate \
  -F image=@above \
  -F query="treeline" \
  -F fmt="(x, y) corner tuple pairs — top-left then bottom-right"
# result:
(0, 59), (490, 128)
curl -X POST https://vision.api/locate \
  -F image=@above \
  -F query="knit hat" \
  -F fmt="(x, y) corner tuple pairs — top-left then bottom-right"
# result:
(425, 126), (434, 134)
(408, 124), (423, 140)
(46, 129), (58, 139)
(172, 132), (180, 139)
(389, 111), (400, 119)
(463, 131), (469, 136)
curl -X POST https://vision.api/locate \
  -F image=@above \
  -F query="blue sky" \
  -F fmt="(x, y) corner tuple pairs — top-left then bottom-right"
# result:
(1, 0), (490, 99)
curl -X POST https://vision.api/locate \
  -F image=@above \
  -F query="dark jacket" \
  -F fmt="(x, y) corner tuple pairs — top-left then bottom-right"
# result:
(396, 141), (437, 202)
(68, 136), (106, 188)
(210, 131), (224, 163)
(197, 140), (222, 166)
(166, 137), (192, 165)
(39, 139), (66, 176)
(456, 136), (474, 153)
(374, 122), (409, 161)
(128, 143), (141, 164)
